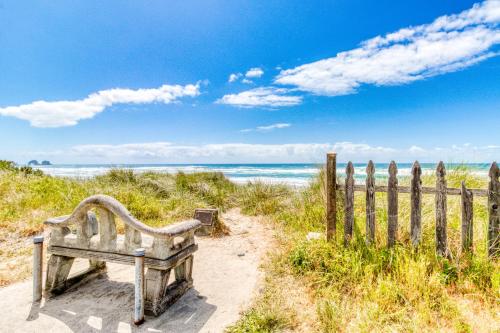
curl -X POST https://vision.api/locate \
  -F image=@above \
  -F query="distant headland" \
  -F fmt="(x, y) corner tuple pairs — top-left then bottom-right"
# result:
(27, 160), (52, 166)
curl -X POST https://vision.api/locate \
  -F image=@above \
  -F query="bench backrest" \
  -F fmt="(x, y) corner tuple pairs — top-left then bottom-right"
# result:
(44, 194), (200, 259)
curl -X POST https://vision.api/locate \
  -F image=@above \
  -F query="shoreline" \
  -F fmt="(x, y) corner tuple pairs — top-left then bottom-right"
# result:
(32, 163), (492, 186)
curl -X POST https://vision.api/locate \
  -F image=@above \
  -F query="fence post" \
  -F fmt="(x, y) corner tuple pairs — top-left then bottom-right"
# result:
(33, 235), (44, 302)
(366, 161), (376, 244)
(488, 162), (499, 258)
(326, 153), (337, 242)
(387, 161), (398, 247)
(461, 182), (473, 253)
(435, 162), (448, 257)
(134, 248), (145, 325)
(344, 161), (354, 246)
(411, 161), (422, 247)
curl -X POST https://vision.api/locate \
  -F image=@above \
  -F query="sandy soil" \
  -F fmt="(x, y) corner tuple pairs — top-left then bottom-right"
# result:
(0, 208), (272, 333)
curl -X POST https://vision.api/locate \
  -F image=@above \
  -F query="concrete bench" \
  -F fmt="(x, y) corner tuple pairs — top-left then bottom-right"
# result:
(33, 194), (201, 324)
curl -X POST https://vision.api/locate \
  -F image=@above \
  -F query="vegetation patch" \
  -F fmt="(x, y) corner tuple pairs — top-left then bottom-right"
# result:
(0, 161), (498, 331)
(0, 163), (237, 286)
(238, 167), (499, 332)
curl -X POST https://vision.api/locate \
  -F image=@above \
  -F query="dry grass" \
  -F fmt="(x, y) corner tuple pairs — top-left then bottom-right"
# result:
(1, 163), (498, 332)
(0, 167), (237, 286)
(236, 166), (499, 332)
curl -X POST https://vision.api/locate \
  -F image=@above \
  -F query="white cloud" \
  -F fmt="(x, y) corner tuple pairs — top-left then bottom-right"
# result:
(240, 123), (291, 133)
(31, 141), (500, 163)
(399, 143), (500, 162)
(409, 145), (426, 153)
(275, 0), (500, 96)
(216, 87), (302, 108)
(245, 67), (264, 78)
(30, 141), (392, 163)
(0, 83), (200, 127)
(256, 123), (291, 131)
(241, 78), (254, 84)
(228, 73), (242, 83)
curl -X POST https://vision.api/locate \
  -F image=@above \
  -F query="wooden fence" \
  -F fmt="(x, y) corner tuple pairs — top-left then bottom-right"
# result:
(325, 153), (500, 258)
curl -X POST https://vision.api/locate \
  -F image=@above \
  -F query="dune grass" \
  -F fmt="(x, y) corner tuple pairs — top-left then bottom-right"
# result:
(230, 166), (499, 332)
(1, 162), (498, 331)
(0, 165), (236, 286)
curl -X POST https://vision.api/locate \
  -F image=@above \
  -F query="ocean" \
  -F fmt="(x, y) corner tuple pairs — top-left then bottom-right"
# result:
(34, 163), (492, 187)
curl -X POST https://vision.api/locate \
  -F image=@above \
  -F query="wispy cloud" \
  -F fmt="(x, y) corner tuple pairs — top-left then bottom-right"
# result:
(0, 83), (200, 127)
(228, 67), (264, 84)
(240, 123), (291, 133)
(216, 87), (302, 108)
(31, 141), (392, 163)
(275, 0), (500, 96)
(245, 67), (264, 78)
(228, 73), (242, 82)
(30, 142), (500, 163)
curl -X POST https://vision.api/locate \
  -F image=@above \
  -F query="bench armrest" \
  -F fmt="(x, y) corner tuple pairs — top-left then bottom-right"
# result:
(158, 219), (201, 237)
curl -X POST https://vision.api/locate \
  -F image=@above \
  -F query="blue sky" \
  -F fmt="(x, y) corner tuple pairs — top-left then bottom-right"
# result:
(0, 0), (499, 163)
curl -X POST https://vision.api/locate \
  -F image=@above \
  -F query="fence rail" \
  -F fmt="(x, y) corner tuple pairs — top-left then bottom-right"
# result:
(334, 184), (489, 197)
(325, 153), (500, 258)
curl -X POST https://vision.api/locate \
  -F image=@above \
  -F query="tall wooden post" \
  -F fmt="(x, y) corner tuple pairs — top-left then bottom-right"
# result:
(134, 248), (145, 325)
(410, 161), (422, 247)
(461, 182), (473, 253)
(435, 162), (448, 257)
(344, 162), (354, 246)
(488, 162), (499, 258)
(366, 161), (376, 244)
(33, 235), (44, 302)
(387, 161), (398, 247)
(326, 153), (337, 242)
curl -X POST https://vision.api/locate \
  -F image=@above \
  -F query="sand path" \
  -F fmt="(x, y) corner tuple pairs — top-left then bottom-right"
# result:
(0, 208), (271, 333)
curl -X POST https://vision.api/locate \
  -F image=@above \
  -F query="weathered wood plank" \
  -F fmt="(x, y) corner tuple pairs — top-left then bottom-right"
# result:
(134, 248), (145, 325)
(387, 161), (398, 247)
(435, 162), (448, 257)
(335, 184), (487, 197)
(326, 153), (337, 241)
(145, 268), (171, 316)
(145, 278), (190, 316)
(344, 162), (355, 246)
(461, 182), (473, 253)
(124, 224), (142, 252)
(44, 255), (75, 294)
(366, 161), (376, 244)
(75, 212), (93, 248)
(48, 244), (198, 270)
(194, 208), (219, 236)
(488, 162), (500, 258)
(98, 208), (117, 251)
(32, 236), (44, 302)
(411, 161), (422, 247)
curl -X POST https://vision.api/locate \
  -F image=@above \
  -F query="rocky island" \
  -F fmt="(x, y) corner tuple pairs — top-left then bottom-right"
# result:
(27, 160), (52, 166)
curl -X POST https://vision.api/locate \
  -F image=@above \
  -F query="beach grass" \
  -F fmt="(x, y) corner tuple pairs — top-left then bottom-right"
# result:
(230, 166), (499, 332)
(1, 161), (498, 332)
(0, 164), (236, 286)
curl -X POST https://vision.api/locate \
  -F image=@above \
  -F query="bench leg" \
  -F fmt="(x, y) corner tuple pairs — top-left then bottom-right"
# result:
(144, 268), (171, 316)
(44, 255), (107, 296)
(144, 259), (193, 317)
(44, 255), (74, 295)
(175, 255), (194, 287)
(32, 236), (44, 302)
(89, 259), (106, 270)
